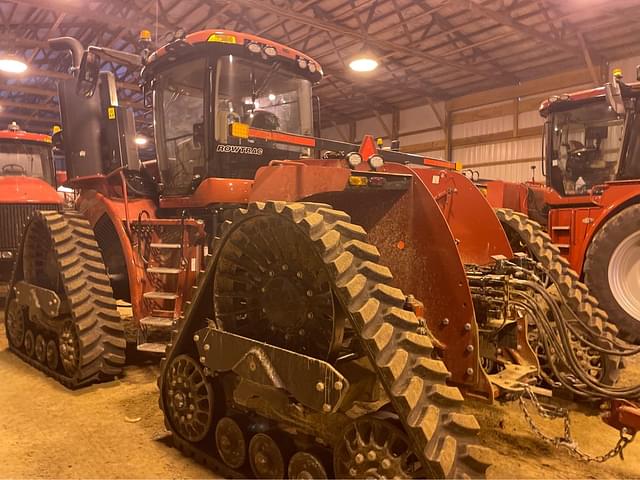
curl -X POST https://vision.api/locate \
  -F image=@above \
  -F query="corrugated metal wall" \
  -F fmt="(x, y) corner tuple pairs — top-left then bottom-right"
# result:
(322, 55), (639, 182)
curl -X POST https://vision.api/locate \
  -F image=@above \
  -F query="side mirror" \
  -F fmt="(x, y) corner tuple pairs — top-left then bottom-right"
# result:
(605, 76), (625, 115)
(76, 50), (101, 98)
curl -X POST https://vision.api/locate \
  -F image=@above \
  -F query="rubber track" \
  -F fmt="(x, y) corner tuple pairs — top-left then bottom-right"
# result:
(6, 210), (126, 388)
(495, 208), (621, 386)
(162, 201), (493, 479)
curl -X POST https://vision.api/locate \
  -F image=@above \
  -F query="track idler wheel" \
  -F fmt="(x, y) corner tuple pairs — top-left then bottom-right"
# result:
(163, 354), (214, 442)
(35, 334), (46, 364)
(334, 416), (418, 478)
(59, 321), (80, 376)
(24, 329), (35, 357)
(46, 339), (59, 370)
(215, 417), (246, 469)
(288, 452), (328, 479)
(248, 433), (286, 479)
(5, 299), (25, 348)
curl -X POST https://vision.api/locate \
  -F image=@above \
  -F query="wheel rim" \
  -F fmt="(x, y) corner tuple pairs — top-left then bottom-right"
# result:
(5, 299), (26, 348)
(35, 334), (46, 363)
(213, 214), (343, 360)
(334, 417), (418, 478)
(288, 452), (328, 479)
(248, 433), (285, 479)
(24, 330), (35, 357)
(215, 417), (246, 469)
(608, 230), (640, 321)
(59, 322), (80, 375)
(46, 339), (59, 370)
(163, 354), (214, 442)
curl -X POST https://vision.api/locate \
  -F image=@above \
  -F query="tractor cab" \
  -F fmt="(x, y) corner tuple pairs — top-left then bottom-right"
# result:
(541, 76), (640, 196)
(141, 30), (322, 196)
(0, 123), (55, 185)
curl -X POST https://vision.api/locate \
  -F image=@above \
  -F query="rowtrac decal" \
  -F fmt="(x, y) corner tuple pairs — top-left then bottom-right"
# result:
(216, 144), (264, 155)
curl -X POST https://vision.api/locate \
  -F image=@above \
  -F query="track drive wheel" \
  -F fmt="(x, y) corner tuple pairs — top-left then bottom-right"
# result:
(7, 210), (126, 387)
(496, 208), (621, 386)
(209, 202), (492, 478)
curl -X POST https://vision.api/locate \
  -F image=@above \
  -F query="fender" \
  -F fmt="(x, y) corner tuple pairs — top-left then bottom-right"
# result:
(565, 184), (640, 274)
(76, 190), (158, 321)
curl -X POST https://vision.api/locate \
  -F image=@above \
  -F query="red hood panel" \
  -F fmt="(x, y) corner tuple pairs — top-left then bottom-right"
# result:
(0, 176), (62, 204)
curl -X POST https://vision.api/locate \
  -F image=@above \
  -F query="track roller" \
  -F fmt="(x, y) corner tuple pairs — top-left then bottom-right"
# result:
(215, 417), (247, 469)
(249, 433), (286, 479)
(288, 452), (328, 479)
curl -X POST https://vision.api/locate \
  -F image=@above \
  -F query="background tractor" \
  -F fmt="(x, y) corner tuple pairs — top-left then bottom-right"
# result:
(0, 122), (62, 294)
(479, 72), (640, 344)
(5, 30), (639, 478)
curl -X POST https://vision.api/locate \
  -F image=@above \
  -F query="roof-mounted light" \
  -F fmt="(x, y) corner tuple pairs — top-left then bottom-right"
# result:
(263, 45), (277, 57)
(207, 33), (237, 44)
(297, 58), (308, 69)
(247, 42), (262, 54)
(308, 62), (317, 73)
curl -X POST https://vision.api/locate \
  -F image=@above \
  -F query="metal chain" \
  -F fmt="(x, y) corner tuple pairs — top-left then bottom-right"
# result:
(519, 386), (636, 463)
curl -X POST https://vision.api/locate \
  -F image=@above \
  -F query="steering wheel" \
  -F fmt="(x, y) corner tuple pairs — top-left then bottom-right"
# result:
(2, 163), (26, 174)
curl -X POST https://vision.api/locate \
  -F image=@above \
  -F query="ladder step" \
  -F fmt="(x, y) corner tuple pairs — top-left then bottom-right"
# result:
(556, 243), (570, 249)
(147, 267), (181, 275)
(143, 291), (179, 300)
(150, 243), (181, 249)
(551, 226), (570, 231)
(137, 342), (167, 354)
(140, 316), (175, 328)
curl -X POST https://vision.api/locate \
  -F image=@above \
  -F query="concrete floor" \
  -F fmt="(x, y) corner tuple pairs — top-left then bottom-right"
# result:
(1, 319), (639, 479)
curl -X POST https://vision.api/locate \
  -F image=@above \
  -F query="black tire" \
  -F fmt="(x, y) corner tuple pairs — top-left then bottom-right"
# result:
(584, 204), (640, 344)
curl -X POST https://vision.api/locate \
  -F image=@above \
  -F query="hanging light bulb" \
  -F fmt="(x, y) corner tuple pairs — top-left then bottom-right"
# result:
(349, 50), (379, 73)
(0, 55), (27, 74)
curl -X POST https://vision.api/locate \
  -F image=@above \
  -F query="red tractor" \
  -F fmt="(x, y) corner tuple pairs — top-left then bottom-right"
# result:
(5, 31), (638, 478)
(480, 72), (640, 343)
(0, 123), (62, 292)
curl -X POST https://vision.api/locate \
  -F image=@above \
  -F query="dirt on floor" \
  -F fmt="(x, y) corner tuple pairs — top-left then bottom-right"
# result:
(0, 317), (639, 479)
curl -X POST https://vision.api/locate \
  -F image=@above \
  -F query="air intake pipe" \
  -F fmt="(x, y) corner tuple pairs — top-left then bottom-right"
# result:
(48, 36), (84, 73)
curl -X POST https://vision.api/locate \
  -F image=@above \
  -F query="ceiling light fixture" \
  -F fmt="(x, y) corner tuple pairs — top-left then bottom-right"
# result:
(0, 57), (27, 74)
(349, 53), (379, 73)
(134, 136), (148, 146)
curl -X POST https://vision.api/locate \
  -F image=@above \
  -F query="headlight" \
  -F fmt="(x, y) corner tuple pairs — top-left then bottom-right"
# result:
(368, 154), (384, 170)
(247, 42), (262, 54)
(346, 152), (362, 168)
(297, 58), (308, 69)
(263, 46), (277, 57)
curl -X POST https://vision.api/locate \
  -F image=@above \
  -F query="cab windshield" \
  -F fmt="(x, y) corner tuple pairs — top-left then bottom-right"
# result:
(215, 55), (313, 142)
(548, 99), (624, 195)
(0, 140), (54, 184)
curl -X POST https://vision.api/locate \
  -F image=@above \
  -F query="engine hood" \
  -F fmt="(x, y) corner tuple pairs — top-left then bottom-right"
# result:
(0, 176), (62, 204)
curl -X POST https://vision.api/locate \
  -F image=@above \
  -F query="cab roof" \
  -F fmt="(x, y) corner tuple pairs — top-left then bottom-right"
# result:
(0, 129), (51, 144)
(539, 81), (640, 116)
(144, 29), (323, 81)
